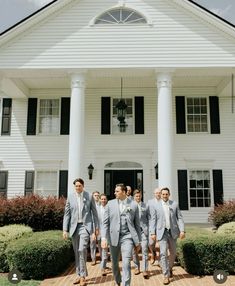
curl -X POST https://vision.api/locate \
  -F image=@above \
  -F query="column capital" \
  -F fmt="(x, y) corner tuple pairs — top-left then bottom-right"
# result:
(156, 72), (172, 89)
(70, 71), (87, 89)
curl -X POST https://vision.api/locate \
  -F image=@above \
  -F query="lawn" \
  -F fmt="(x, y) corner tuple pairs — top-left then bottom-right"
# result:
(0, 276), (41, 286)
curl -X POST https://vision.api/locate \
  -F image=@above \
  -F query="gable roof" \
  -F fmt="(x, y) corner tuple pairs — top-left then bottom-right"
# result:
(0, 0), (234, 40)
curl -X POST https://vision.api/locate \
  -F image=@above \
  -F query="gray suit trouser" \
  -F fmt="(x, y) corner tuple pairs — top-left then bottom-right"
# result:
(133, 231), (148, 271)
(72, 223), (90, 277)
(90, 235), (97, 261)
(159, 229), (177, 277)
(97, 239), (108, 270)
(110, 234), (134, 286)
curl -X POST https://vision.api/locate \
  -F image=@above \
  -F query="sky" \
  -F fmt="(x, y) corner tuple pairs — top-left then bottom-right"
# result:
(0, 0), (234, 33)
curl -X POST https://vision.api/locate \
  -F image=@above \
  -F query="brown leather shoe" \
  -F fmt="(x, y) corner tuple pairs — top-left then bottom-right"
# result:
(134, 268), (140, 275)
(169, 269), (173, 278)
(101, 269), (107, 276)
(163, 277), (170, 285)
(143, 271), (149, 279)
(80, 277), (87, 286)
(91, 260), (96, 266)
(73, 276), (80, 285)
(150, 254), (156, 265)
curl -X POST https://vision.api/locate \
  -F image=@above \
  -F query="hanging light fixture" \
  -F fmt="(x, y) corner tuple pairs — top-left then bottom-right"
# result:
(115, 78), (128, 132)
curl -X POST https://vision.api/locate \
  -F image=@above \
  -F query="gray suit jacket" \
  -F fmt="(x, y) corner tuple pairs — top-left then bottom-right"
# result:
(138, 201), (149, 237)
(149, 199), (184, 240)
(63, 190), (99, 237)
(101, 198), (141, 247)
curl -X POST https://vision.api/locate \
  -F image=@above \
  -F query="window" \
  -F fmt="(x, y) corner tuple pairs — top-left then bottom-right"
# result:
(189, 170), (211, 207)
(112, 98), (133, 134)
(35, 171), (58, 197)
(95, 8), (147, 24)
(186, 97), (208, 132)
(38, 99), (60, 134)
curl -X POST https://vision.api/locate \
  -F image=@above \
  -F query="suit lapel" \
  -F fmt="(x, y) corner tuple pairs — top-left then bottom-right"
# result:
(115, 199), (120, 220)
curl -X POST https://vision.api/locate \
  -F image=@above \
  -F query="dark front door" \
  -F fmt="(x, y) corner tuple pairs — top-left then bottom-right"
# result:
(104, 170), (143, 200)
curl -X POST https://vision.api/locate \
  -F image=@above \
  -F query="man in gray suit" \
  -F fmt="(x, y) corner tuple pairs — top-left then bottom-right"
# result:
(132, 189), (149, 279)
(63, 178), (99, 286)
(149, 187), (185, 285)
(90, 191), (100, 266)
(101, 183), (141, 286)
(148, 187), (161, 265)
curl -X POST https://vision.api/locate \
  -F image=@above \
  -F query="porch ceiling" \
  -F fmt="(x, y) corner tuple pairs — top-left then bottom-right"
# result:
(1, 67), (234, 90)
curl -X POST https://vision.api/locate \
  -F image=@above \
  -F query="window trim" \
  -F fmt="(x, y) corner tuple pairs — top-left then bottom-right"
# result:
(37, 98), (61, 136)
(188, 169), (213, 209)
(0, 97), (2, 135)
(185, 96), (210, 134)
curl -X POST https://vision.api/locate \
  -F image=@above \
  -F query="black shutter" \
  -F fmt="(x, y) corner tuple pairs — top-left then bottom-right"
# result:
(101, 97), (110, 134)
(1, 98), (12, 135)
(0, 171), (8, 198)
(27, 98), (37, 135)
(213, 170), (223, 205)
(177, 170), (188, 210)
(60, 97), (70, 135)
(59, 170), (68, 198)
(209, 96), (220, 134)
(24, 171), (34, 196)
(135, 96), (144, 134)
(176, 96), (186, 134)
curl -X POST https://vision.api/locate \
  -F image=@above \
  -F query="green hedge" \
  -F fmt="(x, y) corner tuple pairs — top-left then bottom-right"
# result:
(177, 234), (235, 275)
(5, 230), (73, 280)
(0, 225), (32, 272)
(217, 222), (235, 235)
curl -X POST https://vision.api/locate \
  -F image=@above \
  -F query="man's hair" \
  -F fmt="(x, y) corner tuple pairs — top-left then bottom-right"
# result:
(133, 189), (142, 196)
(100, 193), (107, 199)
(161, 187), (170, 194)
(73, 178), (84, 186)
(115, 183), (127, 193)
(92, 191), (100, 195)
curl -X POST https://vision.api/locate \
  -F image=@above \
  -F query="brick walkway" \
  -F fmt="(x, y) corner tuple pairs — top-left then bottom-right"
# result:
(40, 260), (235, 286)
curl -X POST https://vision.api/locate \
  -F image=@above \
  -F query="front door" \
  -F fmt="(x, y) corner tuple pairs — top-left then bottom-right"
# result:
(104, 170), (143, 200)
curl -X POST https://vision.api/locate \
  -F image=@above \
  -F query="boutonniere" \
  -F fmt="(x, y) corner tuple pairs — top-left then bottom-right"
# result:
(83, 197), (86, 203)
(126, 206), (132, 212)
(141, 207), (145, 211)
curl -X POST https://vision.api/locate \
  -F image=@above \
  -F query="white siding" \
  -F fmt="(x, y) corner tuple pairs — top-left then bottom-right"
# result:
(1, 79), (235, 222)
(0, 0), (235, 68)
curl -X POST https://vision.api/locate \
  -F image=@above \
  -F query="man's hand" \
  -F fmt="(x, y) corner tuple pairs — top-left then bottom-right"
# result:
(101, 239), (108, 249)
(151, 234), (156, 241)
(134, 244), (141, 253)
(180, 232), (185, 239)
(91, 233), (96, 241)
(63, 231), (68, 240)
(95, 228), (99, 237)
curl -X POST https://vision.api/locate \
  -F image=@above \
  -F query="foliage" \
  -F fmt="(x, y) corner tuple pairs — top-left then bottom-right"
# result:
(0, 195), (66, 231)
(0, 276), (40, 286)
(209, 200), (235, 228)
(217, 222), (235, 235)
(0, 225), (32, 272)
(177, 229), (235, 275)
(5, 230), (73, 280)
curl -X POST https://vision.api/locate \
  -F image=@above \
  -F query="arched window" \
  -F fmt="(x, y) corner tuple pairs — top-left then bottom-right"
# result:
(95, 8), (147, 24)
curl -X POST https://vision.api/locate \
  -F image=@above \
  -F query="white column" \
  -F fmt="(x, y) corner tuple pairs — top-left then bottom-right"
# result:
(68, 73), (86, 191)
(156, 72), (173, 191)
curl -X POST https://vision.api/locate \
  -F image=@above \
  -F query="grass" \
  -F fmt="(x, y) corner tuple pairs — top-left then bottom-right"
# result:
(0, 276), (41, 286)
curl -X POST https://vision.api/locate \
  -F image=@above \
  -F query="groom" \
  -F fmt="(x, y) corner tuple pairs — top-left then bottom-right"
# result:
(101, 184), (141, 286)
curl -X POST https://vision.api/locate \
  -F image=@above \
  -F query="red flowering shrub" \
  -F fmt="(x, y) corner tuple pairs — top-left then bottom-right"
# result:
(209, 200), (235, 228)
(0, 195), (66, 231)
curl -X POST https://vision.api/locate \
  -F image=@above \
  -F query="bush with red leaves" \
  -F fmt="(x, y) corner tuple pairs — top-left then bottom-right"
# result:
(209, 200), (235, 228)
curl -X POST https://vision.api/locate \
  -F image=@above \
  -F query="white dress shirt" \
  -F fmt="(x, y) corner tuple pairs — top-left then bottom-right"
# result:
(100, 205), (106, 223)
(137, 202), (142, 219)
(119, 198), (127, 213)
(76, 192), (83, 223)
(162, 200), (170, 230)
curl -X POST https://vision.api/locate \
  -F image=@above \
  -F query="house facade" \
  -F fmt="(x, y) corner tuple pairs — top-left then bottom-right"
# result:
(0, 0), (235, 222)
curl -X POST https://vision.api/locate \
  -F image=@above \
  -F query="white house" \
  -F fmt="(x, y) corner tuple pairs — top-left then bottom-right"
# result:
(0, 0), (235, 222)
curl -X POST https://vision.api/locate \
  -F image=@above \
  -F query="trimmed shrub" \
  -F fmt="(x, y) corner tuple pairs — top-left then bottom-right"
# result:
(217, 222), (235, 235)
(177, 234), (235, 275)
(5, 230), (73, 280)
(0, 224), (32, 272)
(209, 200), (235, 228)
(0, 195), (66, 231)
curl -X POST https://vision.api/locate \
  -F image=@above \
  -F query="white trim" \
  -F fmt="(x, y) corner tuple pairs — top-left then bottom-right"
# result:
(89, 3), (153, 27)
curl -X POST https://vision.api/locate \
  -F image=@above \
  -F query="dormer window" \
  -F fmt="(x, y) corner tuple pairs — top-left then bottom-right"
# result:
(95, 8), (147, 24)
